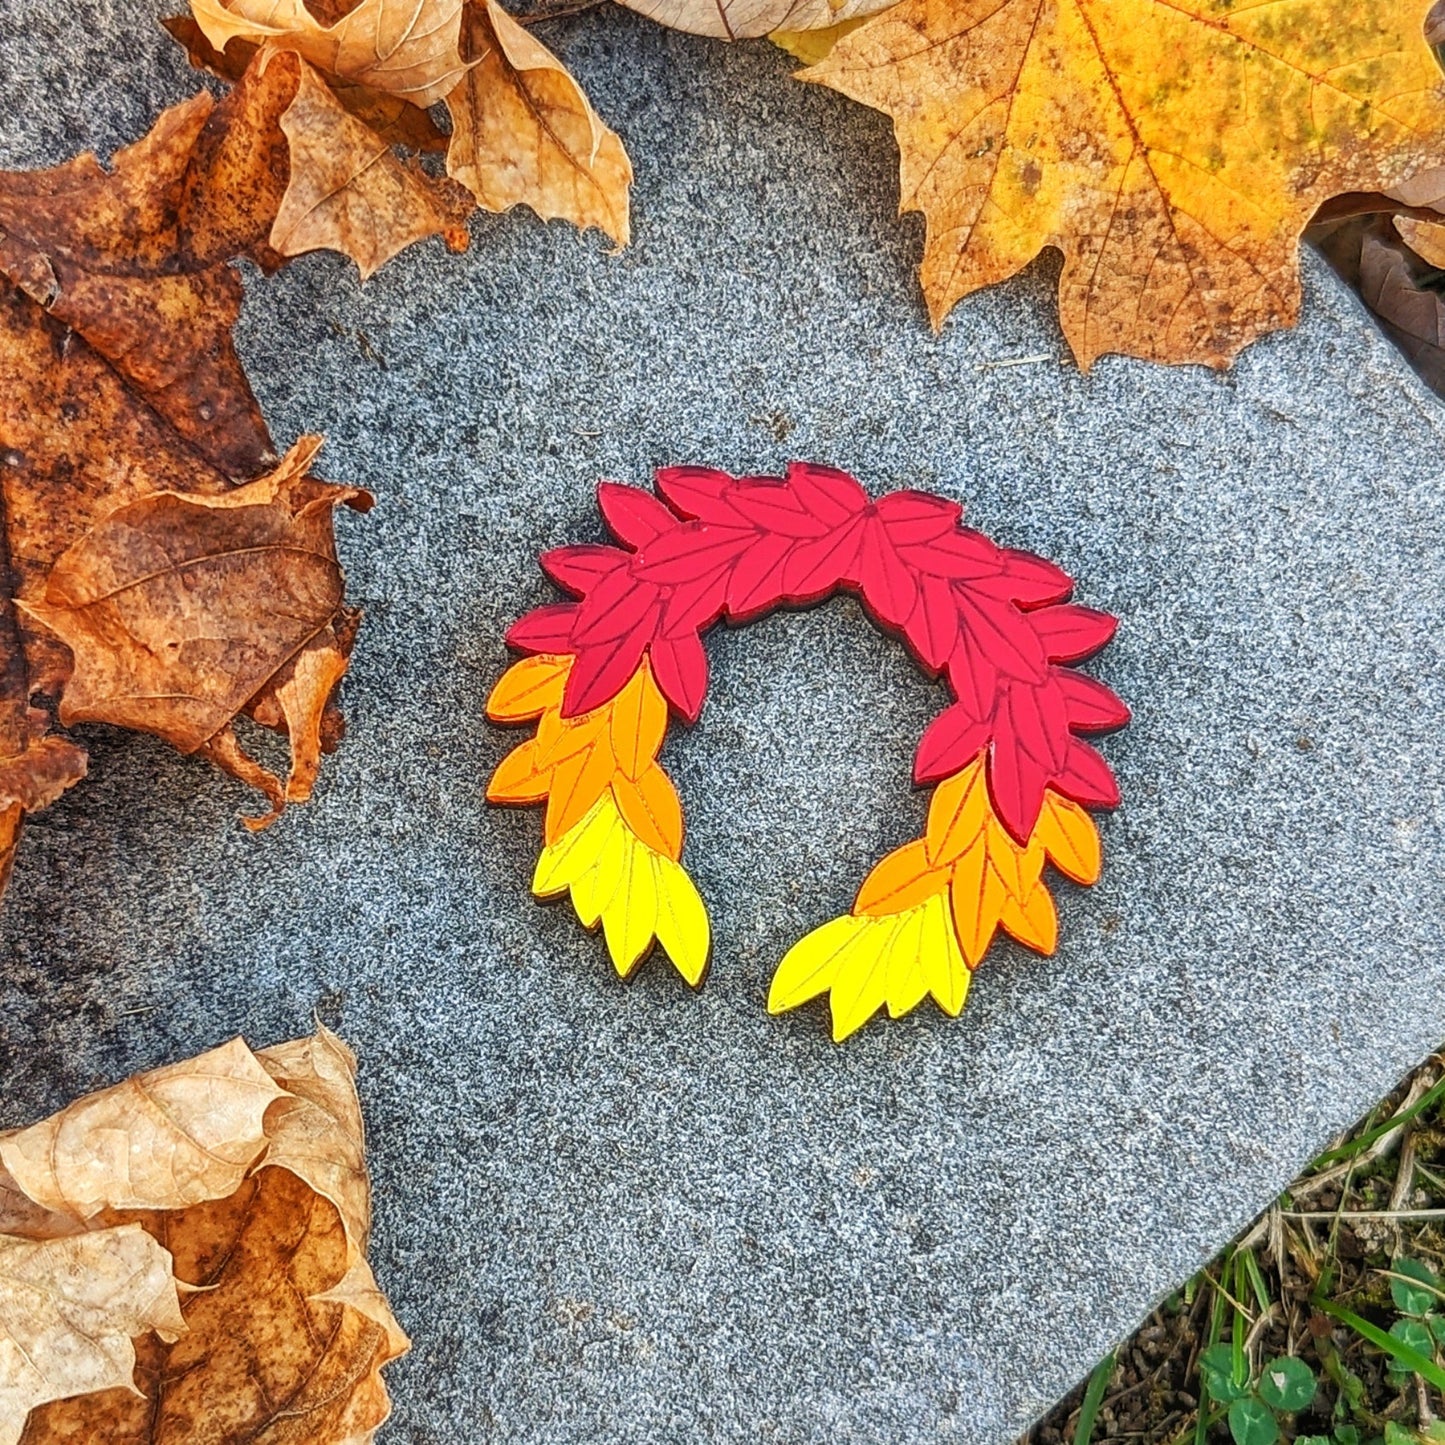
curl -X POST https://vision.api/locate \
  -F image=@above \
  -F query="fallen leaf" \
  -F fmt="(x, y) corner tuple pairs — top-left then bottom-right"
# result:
(445, 0), (633, 245)
(189, 0), (472, 107)
(619, 0), (896, 42)
(1315, 214), (1445, 396)
(804, 0), (1445, 367)
(1396, 213), (1445, 268)
(161, 15), (450, 152)
(0, 75), (370, 884)
(273, 56), (472, 279)
(0, 1226), (185, 1445)
(0, 1030), (407, 1445)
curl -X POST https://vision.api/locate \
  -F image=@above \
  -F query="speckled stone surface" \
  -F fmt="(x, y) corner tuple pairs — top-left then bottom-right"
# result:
(3, 5), (1445, 1441)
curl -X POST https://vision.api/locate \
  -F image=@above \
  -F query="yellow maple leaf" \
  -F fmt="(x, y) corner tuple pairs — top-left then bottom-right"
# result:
(805, 0), (1445, 367)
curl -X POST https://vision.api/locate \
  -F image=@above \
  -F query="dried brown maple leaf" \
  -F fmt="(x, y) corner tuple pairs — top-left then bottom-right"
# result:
(0, 70), (370, 888)
(183, 0), (632, 250)
(803, 0), (1445, 368)
(446, 0), (632, 245)
(0, 1029), (407, 1445)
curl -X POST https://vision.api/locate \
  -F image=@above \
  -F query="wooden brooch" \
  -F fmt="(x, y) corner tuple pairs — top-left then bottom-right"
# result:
(487, 465), (1129, 1041)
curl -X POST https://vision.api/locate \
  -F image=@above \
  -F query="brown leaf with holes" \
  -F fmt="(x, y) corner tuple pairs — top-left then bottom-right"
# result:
(0, 64), (370, 891)
(803, 0), (1445, 368)
(1, 1029), (407, 1445)
(444, 0), (632, 244)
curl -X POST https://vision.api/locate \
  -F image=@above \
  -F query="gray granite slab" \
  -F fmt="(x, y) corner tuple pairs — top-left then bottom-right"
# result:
(3, 5), (1445, 1441)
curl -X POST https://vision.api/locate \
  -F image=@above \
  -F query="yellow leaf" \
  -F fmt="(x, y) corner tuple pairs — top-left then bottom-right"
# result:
(770, 15), (874, 64)
(919, 891), (970, 1017)
(190, 0), (471, 107)
(653, 854), (711, 986)
(806, 0), (1445, 367)
(1036, 792), (1102, 886)
(272, 58), (469, 280)
(445, 0), (632, 246)
(532, 794), (614, 896)
(602, 836), (657, 976)
(486, 653), (569, 722)
(768, 914), (872, 1014)
(828, 916), (895, 1041)
(884, 901), (930, 1018)
(572, 802), (628, 927)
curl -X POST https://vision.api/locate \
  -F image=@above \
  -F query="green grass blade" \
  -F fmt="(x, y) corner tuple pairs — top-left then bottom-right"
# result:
(1073, 1351), (1117, 1445)
(1241, 1247), (1272, 1317)
(1314, 1298), (1445, 1392)
(1312, 1076), (1445, 1168)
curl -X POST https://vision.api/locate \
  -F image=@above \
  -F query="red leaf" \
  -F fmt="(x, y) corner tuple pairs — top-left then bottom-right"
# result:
(900, 526), (1002, 580)
(649, 633), (709, 723)
(857, 515), (920, 630)
(875, 489), (962, 546)
(661, 565), (731, 638)
(563, 602), (660, 715)
(570, 573), (660, 647)
(987, 731), (1051, 843)
(540, 544), (630, 597)
(997, 550), (1074, 608)
(632, 523), (755, 584)
(1004, 678), (1070, 775)
(946, 630), (999, 720)
(781, 516), (865, 603)
(505, 603), (578, 654)
(726, 532), (795, 621)
(903, 574), (959, 673)
(597, 482), (677, 549)
(785, 461), (869, 529)
(730, 479), (827, 538)
(1055, 739), (1122, 811)
(956, 591), (1048, 681)
(913, 705), (990, 784)
(1031, 604), (1118, 662)
(1056, 670), (1131, 732)
(653, 466), (741, 524)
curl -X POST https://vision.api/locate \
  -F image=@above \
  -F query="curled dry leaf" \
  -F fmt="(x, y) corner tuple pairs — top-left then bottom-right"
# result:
(189, 0), (471, 107)
(446, 0), (632, 246)
(0, 1029), (407, 1445)
(180, 0), (632, 253)
(803, 0), (1445, 368)
(619, 0), (897, 41)
(1395, 214), (1445, 270)
(0, 71), (369, 888)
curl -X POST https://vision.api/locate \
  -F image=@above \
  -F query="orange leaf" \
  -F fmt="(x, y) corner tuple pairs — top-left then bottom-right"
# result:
(853, 838), (950, 917)
(948, 840), (1008, 968)
(545, 736), (617, 843)
(1036, 793), (1102, 886)
(923, 755), (988, 866)
(486, 737), (552, 805)
(607, 662), (668, 779)
(486, 654), (570, 723)
(1000, 883), (1059, 956)
(612, 766), (683, 860)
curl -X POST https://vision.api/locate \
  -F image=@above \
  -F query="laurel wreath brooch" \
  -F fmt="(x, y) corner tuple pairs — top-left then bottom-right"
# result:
(487, 465), (1129, 1041)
